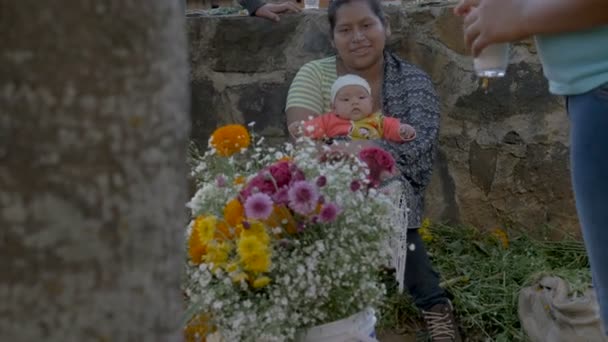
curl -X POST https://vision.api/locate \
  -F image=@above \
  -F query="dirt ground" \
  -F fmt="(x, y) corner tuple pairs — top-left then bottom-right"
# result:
(377, 331), (417, 342)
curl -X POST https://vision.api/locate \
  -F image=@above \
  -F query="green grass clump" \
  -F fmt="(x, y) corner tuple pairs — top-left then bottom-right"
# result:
(379, 223), (591, 341)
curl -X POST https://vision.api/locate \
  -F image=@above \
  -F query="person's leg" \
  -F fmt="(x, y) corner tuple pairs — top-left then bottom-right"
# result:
(567, 84), (608, 334)
(404, 229), (446, 310)
(405, 229), (461, 341)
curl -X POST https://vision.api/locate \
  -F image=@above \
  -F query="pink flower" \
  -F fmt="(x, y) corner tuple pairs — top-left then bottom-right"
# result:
(350, 180), (361, 192)
(288, 180), (319, 215)
(239, 161), (306, 201)
(244, 193), (274, 220)
(269, 161), (292, 188)
(358, 147), (396, 187)
(316, 175), (327, 187)
(291, 168), (306, 183)
(239, 173), (276, 200)
(216, 175), (227, 187)
(319, 203), (340, 223)
(272, 186), (290, 205)
(376, 152), (395, 173)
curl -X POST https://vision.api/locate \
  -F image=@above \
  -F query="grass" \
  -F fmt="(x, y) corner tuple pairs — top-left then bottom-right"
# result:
(378, 223), (591, 341)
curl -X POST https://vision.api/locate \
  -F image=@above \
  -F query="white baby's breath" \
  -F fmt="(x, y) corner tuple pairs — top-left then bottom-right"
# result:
(184, 133), (400, 342)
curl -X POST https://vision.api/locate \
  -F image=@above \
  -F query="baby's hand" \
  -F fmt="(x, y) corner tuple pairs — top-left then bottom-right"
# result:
(399, 124), (416, 141)
(288, 122), (305, 139)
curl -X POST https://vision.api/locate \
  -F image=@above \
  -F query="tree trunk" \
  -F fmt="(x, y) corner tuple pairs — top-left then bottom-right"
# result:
(0, 1), (190, 341)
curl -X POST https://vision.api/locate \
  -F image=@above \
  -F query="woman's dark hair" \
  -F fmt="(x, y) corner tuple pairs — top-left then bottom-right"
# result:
(328, 0), (386, 37)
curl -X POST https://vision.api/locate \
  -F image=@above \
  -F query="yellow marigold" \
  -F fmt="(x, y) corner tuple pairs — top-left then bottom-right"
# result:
(419, 218), (433, 243)
(224, 198), (244, 228)
(242, 253), (271, 273)
(241, 221), (270, 245)
(252, 276), (272, 289)
(184, 314), (214, 342)
(421, 217), (431, 230)
(209, 124), (250, 157)
(225, 262), (239, 273)
(188, 222), (207, 264)
(237, 235), (266, 259)
(204, 241), (231, 266)
(231, 272), (248, 283)
(237, 235), (271, 273)
(194, 215), (217, 244)
(491, 228), (510, 249)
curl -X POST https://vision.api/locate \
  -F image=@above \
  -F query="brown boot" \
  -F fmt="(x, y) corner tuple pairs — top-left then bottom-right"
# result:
(421, 300), (462, 342)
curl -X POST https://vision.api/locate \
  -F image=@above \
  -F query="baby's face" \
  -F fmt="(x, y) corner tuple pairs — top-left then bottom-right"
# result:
(333, 85), (373, 121)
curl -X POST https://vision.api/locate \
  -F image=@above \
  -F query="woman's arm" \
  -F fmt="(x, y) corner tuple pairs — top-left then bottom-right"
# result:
(286, 107), (317, 130)
(285, 62), (326, 141)
(523, 0), (608, 35)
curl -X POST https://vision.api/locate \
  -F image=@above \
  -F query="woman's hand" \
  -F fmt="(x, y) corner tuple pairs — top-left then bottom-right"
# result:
(287, 121), (305, 140)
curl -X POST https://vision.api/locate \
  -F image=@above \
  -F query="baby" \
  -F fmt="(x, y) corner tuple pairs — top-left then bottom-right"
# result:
(289, 74), (416, 142)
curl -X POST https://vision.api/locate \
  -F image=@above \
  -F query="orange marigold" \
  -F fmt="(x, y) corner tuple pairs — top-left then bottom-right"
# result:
(188, 223), (207, 265)
(215, 221), (231, 241)
(209, 124), (250, 157)
(267, 205), (297, 235)
(224, 198), (244, 228)
(184, 314), (214, 342)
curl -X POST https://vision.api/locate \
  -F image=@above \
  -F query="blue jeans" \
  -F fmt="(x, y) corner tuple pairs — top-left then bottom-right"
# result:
(567, 83), (608, 333)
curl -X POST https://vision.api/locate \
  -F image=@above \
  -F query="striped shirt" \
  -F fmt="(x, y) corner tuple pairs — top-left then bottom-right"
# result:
(286, 56), (338, 114)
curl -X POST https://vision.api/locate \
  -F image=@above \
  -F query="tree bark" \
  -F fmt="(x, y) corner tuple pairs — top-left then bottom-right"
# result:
(0, 1), (190, 341)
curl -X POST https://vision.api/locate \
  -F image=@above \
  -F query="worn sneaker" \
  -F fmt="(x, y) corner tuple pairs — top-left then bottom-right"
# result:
(421, 300), (462, 342)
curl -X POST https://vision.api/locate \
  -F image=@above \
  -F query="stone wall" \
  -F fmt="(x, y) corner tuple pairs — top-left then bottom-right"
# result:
(187, 5), (578, 237)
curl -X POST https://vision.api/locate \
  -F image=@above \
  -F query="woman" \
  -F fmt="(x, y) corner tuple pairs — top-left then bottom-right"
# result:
(455, 0), (608, 334)
(285, 0), (461, 341)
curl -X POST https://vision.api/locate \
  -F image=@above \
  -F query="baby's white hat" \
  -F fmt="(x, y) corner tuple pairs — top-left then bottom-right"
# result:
(330, 74), (371, 103)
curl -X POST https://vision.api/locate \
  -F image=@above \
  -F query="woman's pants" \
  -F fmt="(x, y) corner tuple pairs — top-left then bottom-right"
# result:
(404, 229), (447, 310)
(567, 83), (608, 333)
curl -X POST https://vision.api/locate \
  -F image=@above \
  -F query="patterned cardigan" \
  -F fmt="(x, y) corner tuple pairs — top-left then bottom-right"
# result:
(374, 51), (440, 228)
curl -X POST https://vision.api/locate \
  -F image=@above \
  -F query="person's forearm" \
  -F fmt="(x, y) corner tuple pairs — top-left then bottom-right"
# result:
(523, 0), (608, 36)
(239, 0), (265, 15)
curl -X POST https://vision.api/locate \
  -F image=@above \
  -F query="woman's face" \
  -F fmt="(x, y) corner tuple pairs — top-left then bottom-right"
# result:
(332, 0), (387, 71)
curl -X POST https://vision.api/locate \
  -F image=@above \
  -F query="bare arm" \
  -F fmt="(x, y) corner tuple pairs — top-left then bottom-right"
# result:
(456, 0), (608, 56)
(285, 62), (325, 142)
(239, 0), (300, 22)
(239, 0), (265, 15)
(522, 0), (608, 36)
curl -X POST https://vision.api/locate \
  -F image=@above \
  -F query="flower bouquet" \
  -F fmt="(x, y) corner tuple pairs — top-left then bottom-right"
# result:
(183, 123), (405, 342)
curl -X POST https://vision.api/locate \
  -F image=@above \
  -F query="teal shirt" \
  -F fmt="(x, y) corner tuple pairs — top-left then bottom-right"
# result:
(535, 25), (608, 95)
